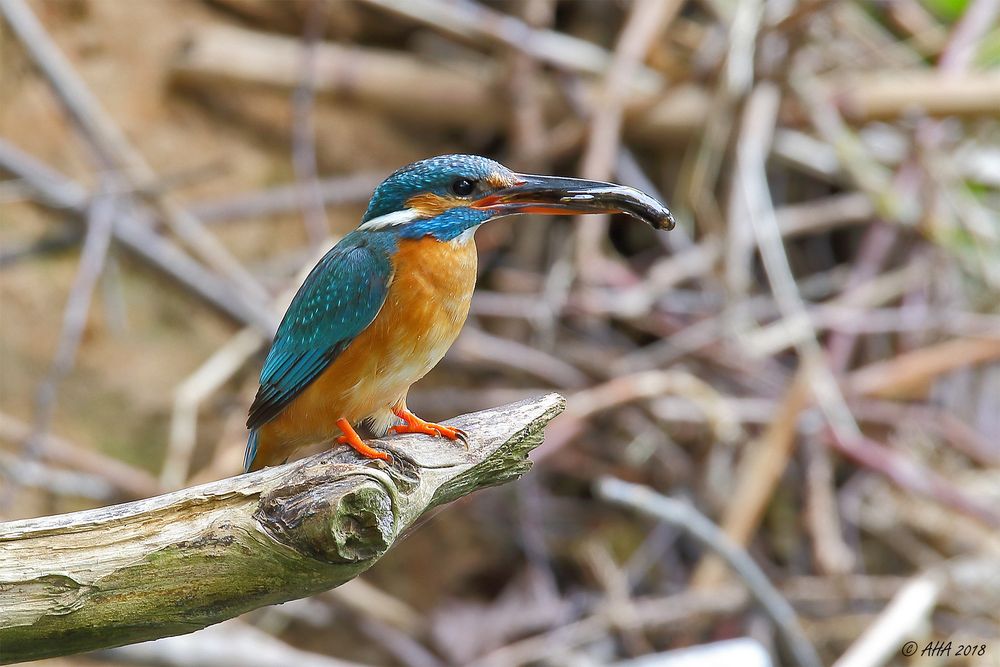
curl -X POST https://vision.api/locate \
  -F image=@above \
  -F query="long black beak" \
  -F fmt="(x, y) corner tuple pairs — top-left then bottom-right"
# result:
(472, 174), (675, 231)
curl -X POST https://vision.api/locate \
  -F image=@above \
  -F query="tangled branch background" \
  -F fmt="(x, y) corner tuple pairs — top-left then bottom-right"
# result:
(1, 0), (999, 665)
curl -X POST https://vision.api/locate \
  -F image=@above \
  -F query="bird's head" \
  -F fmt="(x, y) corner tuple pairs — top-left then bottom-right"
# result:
(359, 154), (674, 241)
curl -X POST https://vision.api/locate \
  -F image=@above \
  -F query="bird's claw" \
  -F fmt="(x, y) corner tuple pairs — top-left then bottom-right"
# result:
(391, 421), (463, 440)
(392, 408), (468, 449)
(336, 418), (393, 463)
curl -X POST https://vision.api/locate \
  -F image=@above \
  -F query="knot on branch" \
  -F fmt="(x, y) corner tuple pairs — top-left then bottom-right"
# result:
(257, 472), (395, 564)
(329, 482), (394, 561)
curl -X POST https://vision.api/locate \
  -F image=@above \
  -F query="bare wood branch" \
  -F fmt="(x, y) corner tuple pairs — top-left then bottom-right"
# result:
(0, 394), (565, 664)
(0, 0), (271, 307)
(0, 450), (118, 502)
(0, 180), (119, 508)
(468, 587), (749, 667)
(172, 24), (505, 129)
(576, 0), (682, 280)
(596, 476), (823, 667)
(186, 172), (382, 224)
(171, 24), (1000, 149)
(162, 328), (265, 490)
(356, 0), (659, 87)
(290, 0), (330, 246)
(0, 412), (161, 499)
(100, 619), (369, 667)
(848, 337), (1000, 399)
(0, 139), (278, 333)
(825, 430), (1000, 527)
(690, 372), (811, 589)
(697, 83), (856, 585)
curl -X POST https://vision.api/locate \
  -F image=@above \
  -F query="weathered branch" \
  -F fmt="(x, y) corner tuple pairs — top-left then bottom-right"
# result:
(0, 394), (565, 664)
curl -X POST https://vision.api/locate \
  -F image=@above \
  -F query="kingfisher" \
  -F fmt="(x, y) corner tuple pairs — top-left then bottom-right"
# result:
(244, 154), (673, 472)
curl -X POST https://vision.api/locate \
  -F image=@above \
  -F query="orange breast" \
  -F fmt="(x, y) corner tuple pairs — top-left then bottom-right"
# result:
(257, 234), (477, 459)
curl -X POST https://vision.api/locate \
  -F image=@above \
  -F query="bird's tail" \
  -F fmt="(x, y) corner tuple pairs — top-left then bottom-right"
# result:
(244, 429), (261, 473)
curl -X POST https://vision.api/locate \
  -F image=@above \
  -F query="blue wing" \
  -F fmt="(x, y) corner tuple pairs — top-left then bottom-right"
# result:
(246, 232), (393, 431)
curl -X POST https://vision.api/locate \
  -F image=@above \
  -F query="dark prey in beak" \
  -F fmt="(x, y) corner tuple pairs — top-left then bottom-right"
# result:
(473, 174), (675, 231)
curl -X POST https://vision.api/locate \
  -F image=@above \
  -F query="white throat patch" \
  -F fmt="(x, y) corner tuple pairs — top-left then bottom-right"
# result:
(357, 208), (421, 231)
(454, 226), (479, 244)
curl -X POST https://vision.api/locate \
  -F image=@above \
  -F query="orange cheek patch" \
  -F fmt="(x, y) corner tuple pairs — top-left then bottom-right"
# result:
(406, 193), (462, 217)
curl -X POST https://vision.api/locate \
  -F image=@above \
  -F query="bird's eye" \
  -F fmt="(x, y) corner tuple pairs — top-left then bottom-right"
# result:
(451, 178), (476, 197)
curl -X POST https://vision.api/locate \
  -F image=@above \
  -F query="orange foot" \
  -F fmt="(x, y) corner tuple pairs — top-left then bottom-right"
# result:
(392, 406), (468, 447)
(336, 418), (392, 462)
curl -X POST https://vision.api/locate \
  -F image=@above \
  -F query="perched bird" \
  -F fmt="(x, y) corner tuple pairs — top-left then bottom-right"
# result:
(244, 154), (673, 472)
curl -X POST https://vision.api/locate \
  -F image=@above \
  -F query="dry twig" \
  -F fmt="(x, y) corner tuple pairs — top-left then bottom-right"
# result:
(596, 477), (822, 667)
(0, 0), (272, 308)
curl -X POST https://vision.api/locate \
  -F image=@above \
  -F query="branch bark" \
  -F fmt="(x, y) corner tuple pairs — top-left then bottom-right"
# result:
(0, 393), (565, 664)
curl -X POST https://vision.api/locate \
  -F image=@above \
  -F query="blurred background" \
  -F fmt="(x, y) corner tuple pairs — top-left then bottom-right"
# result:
(2, 0), (1000, 665)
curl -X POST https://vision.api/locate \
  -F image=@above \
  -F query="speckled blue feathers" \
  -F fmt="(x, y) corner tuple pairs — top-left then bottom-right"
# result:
(398, 206), (492, 241)
(362, 154), (505, 222)
(246, 231), (394, 432)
